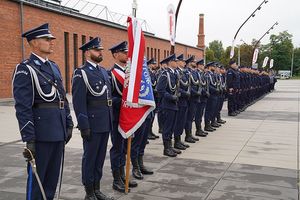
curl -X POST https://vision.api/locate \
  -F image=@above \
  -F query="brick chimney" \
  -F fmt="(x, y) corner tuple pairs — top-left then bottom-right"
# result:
(197, 14), (205, 49)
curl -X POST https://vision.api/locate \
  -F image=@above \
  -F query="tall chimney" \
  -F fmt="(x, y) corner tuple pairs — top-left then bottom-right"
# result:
(197, 14), (205, 50)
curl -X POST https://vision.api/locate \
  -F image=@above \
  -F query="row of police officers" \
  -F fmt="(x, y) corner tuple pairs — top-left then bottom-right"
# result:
(12, 23), (276, 200)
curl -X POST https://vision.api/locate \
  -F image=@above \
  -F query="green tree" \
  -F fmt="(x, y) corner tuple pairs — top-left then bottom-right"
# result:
(205, 48), (215, 63)
(208, 40), (224, 61)
(269, 31), (293, 70)
(293, 48), (300, 76)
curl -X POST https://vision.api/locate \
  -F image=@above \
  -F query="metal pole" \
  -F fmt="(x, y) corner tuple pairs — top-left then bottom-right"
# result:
(291, 48), (294, 77)
(230, 0), (268, 58)
(238, 45), (241, 66)
(124, 0), (138, 194)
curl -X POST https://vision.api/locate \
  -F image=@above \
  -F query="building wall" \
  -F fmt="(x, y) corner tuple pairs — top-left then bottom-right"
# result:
(0, 0), (203, 98)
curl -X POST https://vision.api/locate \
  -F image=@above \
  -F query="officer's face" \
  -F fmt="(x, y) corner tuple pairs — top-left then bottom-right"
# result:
(31, 38), (54, 54)
(114, 51), (128, 64)
(198, 64), (204, 70)
(169, 60), (177, 68)
(89, 49), (103, 63)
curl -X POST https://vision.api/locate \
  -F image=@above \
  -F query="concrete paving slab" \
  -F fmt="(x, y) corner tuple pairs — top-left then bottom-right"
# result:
(214, 179), (298, 200)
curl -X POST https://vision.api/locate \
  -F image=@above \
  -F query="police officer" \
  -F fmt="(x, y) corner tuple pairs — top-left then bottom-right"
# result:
(12, 23), (73, 200)
(194, 59), (209, 136)
(204, 62), (219, 131)
(216, 65), (227, 124)
(72, 37), (114, 200)
(147, 58), (160, 140)
(184, 56), (201, 142)
(173, 54), (191, 150)
(226, 59), (240, 116)
(109, 41), (137, 192)
(156, 54), (180, 157)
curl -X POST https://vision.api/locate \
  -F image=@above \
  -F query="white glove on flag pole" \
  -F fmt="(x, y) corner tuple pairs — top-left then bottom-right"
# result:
(117, 17), (156, 139)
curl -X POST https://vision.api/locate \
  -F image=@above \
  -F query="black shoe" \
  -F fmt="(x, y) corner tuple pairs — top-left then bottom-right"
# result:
(204, 126), (214, 132)
(180, 141), (190, 148)
(174, 136), (187, 150)
(138, 155), (154, 175)
(199, 129), (209, 135)
(163, 140), (177, 157)
(112, 169), (128, 193)
(120, 167), (138, 188)
(147, 133), (156, 140)
(132, 158), (143, 180)
(94, 183), (114, 200)
(185, 131), (196, 143)
(196, 131), (207, 137)
(171, 147), (182, 154)
(191, 135), (199, 141)
(211, 122), (221, 128)
(185, 136), (196, 143)
(84, 185), (97, 200)
(228, 112), (237, 116)
(217, 119), (226, 124)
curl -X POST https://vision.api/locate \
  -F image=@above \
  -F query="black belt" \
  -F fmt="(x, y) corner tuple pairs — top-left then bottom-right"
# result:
(87, 99), (112, 107)
(34, 101), (65, 109)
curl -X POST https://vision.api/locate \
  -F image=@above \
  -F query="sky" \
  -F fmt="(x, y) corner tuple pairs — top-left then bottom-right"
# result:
(73, 0), (300, 48)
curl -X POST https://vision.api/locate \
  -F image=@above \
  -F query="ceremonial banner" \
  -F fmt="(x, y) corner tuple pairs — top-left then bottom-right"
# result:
(270, 59), (274, 68)
(167, 4), (176, 46)
(252, 48), (259, 65)
(262, 56), (269, 68)
(118, 17), (156, 139)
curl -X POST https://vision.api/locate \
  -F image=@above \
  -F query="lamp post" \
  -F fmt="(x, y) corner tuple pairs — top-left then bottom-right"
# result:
(291, 47), (294, 77)
(230, 0), (269, 58)
(252, 22), (279, 66)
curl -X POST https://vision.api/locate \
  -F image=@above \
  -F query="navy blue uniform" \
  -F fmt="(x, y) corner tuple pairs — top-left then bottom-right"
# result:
(204, 71), (218, 125)
(109, 64), (126, 171)
(156, 68), (178, 141)
(226, 67), (240, 114)
(13, 53), (73, 200)
(72, 61), (113, 186)
(194, 70), (209, 130)
(174, 68), (190, 137)
(185, 69), (201, 134)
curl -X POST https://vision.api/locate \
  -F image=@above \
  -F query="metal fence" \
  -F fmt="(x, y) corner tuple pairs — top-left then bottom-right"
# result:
(34, 0), (150, 31)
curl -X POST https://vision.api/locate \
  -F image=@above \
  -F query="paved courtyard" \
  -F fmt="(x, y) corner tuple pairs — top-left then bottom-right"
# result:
(0, 80), (299, 200)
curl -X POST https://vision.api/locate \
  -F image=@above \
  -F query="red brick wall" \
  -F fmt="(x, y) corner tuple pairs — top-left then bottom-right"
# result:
(0, 0), (203, 98)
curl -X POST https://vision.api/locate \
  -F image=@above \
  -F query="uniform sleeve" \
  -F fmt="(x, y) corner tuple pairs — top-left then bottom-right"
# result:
(12, 64), (35, 142)
(156, 72), (174, 101)
(226, 70), (234, 89)
(72, 69), (89, 130)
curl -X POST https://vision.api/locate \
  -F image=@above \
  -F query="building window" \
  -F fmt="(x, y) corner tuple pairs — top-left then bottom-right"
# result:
(82, 35), (86, 64)
(150, 48), (153, 59)
(73, 33), (78, 69)
(147, 47), (149, 60)
(89, 36), (93, 40)
(158, 49), (160, 63)
(164, 50), (166, 58)
(154, 48), (157, 60)
(64, 32), (70, 93)
(167, 50), (169, 57)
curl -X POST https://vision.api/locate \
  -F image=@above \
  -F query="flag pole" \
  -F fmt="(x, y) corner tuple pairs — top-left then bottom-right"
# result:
(125, 136), (132, 194)
(124, 0), (138, 194)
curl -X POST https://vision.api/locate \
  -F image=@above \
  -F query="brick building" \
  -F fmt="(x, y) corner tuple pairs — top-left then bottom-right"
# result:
(0, 0), (205, 98)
